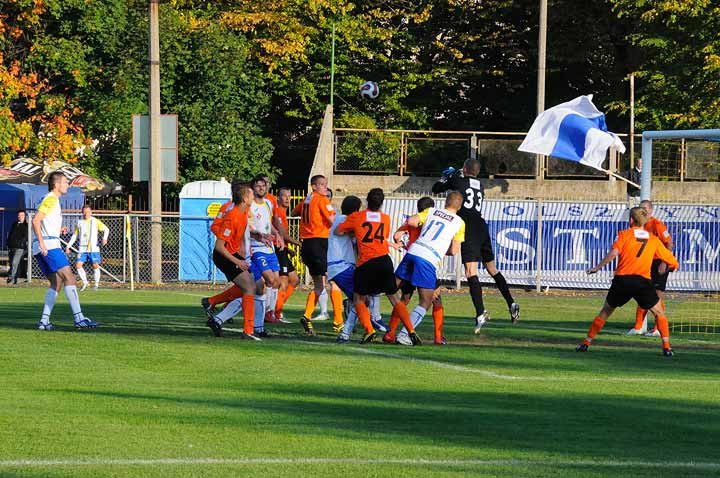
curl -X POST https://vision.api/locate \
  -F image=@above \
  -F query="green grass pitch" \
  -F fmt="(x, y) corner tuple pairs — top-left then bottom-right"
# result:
(1, 286), (719, 478)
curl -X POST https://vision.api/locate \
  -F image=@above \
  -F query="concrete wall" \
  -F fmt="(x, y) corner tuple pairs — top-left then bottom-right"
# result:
(330, 174), (719, 202)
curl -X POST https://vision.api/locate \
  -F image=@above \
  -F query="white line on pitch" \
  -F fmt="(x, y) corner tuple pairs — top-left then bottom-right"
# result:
(319, 344), (718, 384)
(0, 457), (718, 470)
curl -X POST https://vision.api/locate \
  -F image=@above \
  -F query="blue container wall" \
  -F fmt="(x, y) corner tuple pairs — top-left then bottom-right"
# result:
(179, 197), (228, 281)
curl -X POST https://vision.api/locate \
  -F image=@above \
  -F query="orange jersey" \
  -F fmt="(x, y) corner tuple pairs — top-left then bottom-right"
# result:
(210, 200), (235, 237)
(612, 227), (678, 279)
(644, 217), (672, 246)
(266, 193), (278, 211)
(396, 223), (421, 249)
(292, 191), (334, 239)
(214, 205), (250, 256)
(275, 206), (289, 232)
(337, 209), (391, 266)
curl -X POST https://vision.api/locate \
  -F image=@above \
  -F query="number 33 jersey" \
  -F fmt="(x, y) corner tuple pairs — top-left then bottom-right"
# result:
(408, 208), (465, 268)
(432, 173), (485, 229)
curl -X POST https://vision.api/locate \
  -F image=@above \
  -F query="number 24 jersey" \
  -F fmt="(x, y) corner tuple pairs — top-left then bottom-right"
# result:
(336, 210), (391, 266)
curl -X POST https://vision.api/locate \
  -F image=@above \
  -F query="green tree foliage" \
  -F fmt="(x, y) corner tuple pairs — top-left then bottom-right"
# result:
(609, 0), (720, 129)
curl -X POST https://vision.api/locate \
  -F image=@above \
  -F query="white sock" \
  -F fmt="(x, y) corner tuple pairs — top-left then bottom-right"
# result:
(254, 295), (266, 331)
(411, 306), (427, 328)
(318, 288), (328, 314)
(266, 287), (278, 313)
(369, 295), (382, 321)
(77, 268), (88, 284)
(342, 305), (359, 336)
(399, 306), (427, 337)
(41, 289), (58, 323)
(93, 268), (101, 286)
(215, 298), (242, 324)
(64, 285), (84, 322)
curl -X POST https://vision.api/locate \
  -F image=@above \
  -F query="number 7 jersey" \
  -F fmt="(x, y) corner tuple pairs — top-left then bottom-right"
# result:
(612, 227), (678, 279)
(408, 208), (465, 268)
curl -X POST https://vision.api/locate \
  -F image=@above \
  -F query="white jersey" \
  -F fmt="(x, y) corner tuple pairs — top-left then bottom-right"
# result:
(327, 214), (356, 280)
(249, 198), (274, 255)
(32, 192), (63, 254)
(407, 207), (465, 268)
(68, 217), (109, 253)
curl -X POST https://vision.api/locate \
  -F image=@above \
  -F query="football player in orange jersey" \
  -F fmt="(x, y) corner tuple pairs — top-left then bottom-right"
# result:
(627, 200), (674, 337)
(292, 175), (337, 336)
(579, 207), (679, 357)
(207, 183), (260, 340)
(336, 188), (416, 344)
(201, 178), (248, 319)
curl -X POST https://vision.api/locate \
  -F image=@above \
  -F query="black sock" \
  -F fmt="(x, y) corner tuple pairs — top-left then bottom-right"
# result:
(492, 272), (514, 308)
(467, 275), (485, 316)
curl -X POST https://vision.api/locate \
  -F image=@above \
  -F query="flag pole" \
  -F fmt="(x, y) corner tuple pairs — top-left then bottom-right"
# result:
(601, 169), (639, 188)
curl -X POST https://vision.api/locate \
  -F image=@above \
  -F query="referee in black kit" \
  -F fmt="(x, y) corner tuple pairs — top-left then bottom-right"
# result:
(432, 158), (520, 333)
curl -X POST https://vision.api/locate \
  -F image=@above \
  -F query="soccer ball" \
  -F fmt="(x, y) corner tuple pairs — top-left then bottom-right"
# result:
(359, 81), (379, 99)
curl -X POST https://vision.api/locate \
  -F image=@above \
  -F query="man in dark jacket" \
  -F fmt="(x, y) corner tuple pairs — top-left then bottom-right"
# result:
(7, 210), (28, 284)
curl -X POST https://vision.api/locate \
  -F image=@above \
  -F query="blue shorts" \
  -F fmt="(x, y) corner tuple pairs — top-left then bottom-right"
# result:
(329, 265), (355, 299)
(250, 251), (280, 281)
(77, 252), (102, 265)
(35, 249), (71, 277)
(395, 253), (438, 290)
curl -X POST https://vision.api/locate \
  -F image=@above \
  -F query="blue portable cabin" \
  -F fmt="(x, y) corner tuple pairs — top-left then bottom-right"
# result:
(178, 179), (231, 281)
(0, 184), (84, 249)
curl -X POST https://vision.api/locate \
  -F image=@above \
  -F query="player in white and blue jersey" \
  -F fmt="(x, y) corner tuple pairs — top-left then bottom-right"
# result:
(32, 172), (96, 330)
(384, 191), (465, 343)
(66, 205), (109, 291)
(248, 176), (284, 337)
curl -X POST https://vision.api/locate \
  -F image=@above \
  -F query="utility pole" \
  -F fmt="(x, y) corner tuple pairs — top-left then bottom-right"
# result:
(330, 23), (335, 107)
(536, 0), (547, 181)
(149, 0), (162, 283)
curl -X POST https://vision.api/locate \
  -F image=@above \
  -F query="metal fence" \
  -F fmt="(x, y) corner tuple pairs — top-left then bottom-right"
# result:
(334, 128), (720, 181)
(24, 213), (306, 286)
(19, 199), (719, 295)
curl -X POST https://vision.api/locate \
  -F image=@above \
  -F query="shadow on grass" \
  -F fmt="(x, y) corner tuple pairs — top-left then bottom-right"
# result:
(49, 383), (719, 463)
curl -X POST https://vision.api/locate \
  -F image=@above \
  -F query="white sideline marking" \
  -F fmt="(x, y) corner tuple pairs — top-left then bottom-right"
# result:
(1, 457), (718, 470)
(318, 344), (719, 384)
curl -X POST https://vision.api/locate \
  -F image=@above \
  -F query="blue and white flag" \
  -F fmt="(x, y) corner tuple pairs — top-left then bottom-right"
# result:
(518, 95), (625, 170)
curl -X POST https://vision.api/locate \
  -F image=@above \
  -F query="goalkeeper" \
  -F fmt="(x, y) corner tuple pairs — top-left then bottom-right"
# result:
(432, 159), (520, 333)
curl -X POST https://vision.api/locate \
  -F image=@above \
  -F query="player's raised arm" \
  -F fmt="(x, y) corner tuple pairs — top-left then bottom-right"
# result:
(587, 248), (619, 275)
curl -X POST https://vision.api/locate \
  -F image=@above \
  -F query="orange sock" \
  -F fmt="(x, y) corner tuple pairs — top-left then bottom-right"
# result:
(274, 289), (287, 314)
(433, 302), (444, 341)
(330, 289), (344, 325)
(209, 285), (243, 306)
(387, 308), (400, 337)
(393, 302), (414, 333)
(655, 314), (671, 350)
(633, 306), (646, 330)
(304, 291), (317, 319)
(585, 316), (606, 343)
(275, 284), (295, 315)
(242, 295), (255, 335)
(355, 302), (374, 334)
